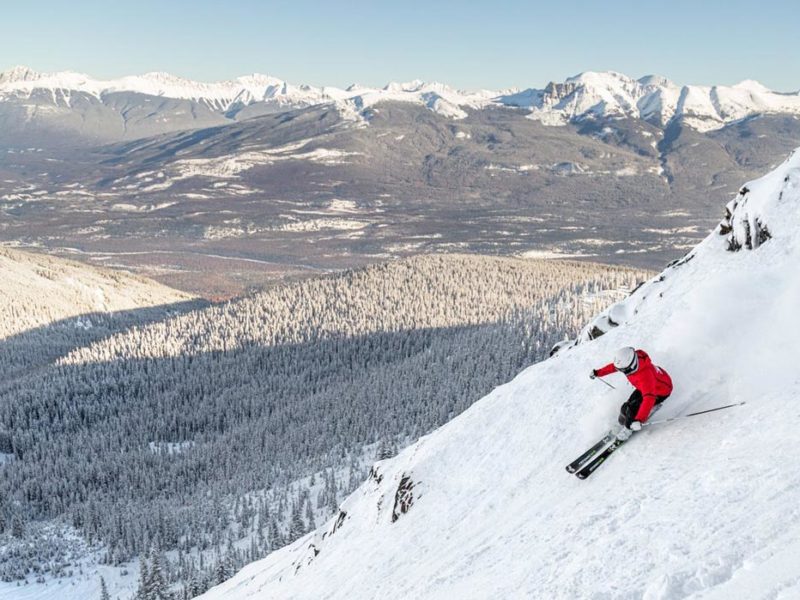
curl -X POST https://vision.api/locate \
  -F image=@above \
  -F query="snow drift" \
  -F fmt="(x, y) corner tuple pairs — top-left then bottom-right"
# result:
(199, 150), (800, 599)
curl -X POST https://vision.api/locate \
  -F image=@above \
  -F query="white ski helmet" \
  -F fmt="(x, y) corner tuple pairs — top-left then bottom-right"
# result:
(614, 346), (638, 374)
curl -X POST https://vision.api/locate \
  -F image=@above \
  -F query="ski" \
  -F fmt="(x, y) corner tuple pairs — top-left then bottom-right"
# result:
(575, 435), (629, 479)
(565, 431), (616, 473)
(567, 405), (662, 475)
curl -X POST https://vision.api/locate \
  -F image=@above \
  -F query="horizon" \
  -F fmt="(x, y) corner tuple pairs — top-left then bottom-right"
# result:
(2, 0), (798, 93)
(1, 63), (795, 94)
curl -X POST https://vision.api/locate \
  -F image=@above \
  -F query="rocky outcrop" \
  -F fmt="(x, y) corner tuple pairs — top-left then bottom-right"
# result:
(391, 475), (416, 523)
(719, 186), (773, 252)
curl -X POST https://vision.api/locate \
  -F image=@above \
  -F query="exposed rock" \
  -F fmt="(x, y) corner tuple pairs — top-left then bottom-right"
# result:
(391, 475), (416, 523)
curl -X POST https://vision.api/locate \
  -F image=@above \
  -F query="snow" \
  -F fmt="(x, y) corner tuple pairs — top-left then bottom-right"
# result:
(0, 524), (140, 600)
(274, 218), (369, 233)
(5, 66), (797, 130)
(0, 66), (331, 110)
(0, 561), (138, 600)
(0, 246), (192, 339)
(519, 70), (800, 130)
(198, 149), (800, 599)
(120, 142), (364, 189)
(0, 66), (490, 122)
(327, 199), (359, 213)
(148, 441), (195, 455)
(614, 165), (638, 176)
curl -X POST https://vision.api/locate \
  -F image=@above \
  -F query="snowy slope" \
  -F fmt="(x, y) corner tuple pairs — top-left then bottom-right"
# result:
(0, 66), (494, 121)
(0, 65), (329, 110)
(198, 150), (800, 599)
(514, 71), (800, 131)
(2, 66), (799, 129)
(0, 246), (192, 338)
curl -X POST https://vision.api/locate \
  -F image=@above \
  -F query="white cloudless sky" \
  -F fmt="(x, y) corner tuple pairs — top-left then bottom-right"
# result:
(2, 0), (797, 91)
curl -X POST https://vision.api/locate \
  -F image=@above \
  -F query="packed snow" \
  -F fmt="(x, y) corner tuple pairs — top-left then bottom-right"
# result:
(198, 150), (800, 599)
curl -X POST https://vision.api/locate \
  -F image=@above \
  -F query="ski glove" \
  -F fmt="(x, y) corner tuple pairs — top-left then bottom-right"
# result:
(589, 370), (597, 380)
(629, 421), (642, 431)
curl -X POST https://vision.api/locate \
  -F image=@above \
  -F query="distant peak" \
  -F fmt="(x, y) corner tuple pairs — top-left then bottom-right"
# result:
(732, 79), (770, 92)
(383, 80), (426, 93)
(565, 71), (636, 86)
(236, 73), (286, 87)
(637, 74), (677, 88)
(140, 71), (188, 81)
(0, 65), (41, 84)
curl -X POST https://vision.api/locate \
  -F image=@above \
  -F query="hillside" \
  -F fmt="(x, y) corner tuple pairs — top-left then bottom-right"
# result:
(0, 254), (649, 597)
(0, 246), (193, 338)
(198, 152), (800, 599)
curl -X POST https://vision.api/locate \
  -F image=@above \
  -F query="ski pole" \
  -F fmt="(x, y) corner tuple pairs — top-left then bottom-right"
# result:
(642, 401), (746, 428)
(593, 376), (616, 390)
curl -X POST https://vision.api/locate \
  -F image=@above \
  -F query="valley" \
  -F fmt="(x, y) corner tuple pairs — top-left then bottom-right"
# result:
(3, 68), (800, 295)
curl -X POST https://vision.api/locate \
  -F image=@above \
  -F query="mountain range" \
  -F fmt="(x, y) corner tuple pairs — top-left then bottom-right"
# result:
(0, 67), (800, 137)
(3, 66), (800, 141)
(2, 67), (800, 295)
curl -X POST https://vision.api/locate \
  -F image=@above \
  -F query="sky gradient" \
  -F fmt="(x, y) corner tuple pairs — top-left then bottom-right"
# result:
(2, 0), (798, 91)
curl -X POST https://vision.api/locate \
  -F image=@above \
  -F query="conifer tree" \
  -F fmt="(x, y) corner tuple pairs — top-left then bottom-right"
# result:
(99, 576), (111, 600)
(136, 560), (149, 600)
(148, 547), (173, 600)
(288, 502), (306, 543)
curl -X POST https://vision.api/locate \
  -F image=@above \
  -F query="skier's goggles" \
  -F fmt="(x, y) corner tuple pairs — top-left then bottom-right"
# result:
(619, 359), (639, 375)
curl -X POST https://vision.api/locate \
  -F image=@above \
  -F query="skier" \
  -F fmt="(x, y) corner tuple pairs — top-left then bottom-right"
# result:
(590, 347), (673, 439)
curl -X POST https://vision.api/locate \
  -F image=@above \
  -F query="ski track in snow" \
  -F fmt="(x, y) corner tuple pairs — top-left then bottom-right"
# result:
(197, 150), (800, 599)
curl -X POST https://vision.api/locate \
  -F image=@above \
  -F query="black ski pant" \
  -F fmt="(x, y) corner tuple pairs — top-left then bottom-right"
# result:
(618, 390), (670, 428)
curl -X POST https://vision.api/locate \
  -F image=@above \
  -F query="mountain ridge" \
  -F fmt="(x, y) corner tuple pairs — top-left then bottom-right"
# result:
(2, 65), (798, 131)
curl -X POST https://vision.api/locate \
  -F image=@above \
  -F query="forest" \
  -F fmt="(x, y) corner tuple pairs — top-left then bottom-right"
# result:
(0, 254), (650, 597)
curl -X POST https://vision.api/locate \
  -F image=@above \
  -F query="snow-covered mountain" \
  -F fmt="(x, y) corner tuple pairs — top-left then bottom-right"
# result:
(505, 71), (800, 131)
(0, 65), (494, 126)
(1, 66), (798, 137)
(0, 65), (331, 111)
(197, 150), (800, 599)
(3, 66), (800, 294)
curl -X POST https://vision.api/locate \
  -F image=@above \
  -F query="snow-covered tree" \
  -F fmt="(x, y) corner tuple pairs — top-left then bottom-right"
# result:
(0, 254), (648, 590)
(288, 501), (306, 543)
(99, 576), (110, 600)
(147, 548), (173, 600)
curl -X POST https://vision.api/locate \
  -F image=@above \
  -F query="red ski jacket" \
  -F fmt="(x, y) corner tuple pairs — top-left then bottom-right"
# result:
(596, 349), (673, 421)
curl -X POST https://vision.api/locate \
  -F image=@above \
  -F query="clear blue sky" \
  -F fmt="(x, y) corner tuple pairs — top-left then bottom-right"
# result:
(2, 0), (798, 91)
